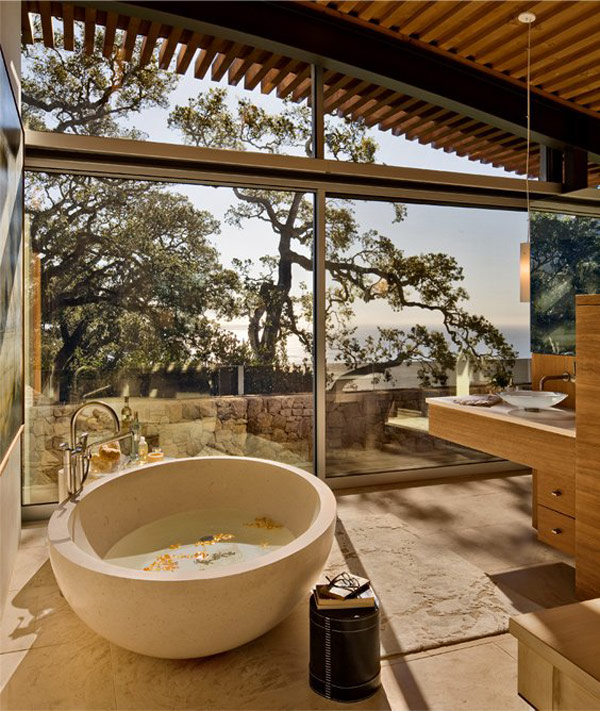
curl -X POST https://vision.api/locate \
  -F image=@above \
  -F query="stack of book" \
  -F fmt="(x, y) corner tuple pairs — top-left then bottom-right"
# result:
(313, 572), (377, 610)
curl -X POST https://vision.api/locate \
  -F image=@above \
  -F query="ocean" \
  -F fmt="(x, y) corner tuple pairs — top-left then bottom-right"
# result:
(225, 322), (531, 365)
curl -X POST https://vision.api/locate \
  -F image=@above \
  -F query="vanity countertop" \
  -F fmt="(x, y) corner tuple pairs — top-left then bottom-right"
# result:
(425, 396), (575, 475)
(426, 396), (575, 437)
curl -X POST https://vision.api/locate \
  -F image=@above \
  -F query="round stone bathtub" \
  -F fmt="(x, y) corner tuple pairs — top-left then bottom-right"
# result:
(48, 456), (336, 658)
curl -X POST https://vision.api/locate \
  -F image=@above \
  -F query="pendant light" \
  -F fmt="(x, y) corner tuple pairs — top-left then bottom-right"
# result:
(519, 12), (535, 303)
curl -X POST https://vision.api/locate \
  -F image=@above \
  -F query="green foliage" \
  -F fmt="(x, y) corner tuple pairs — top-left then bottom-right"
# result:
(22, 28), (177, 137)
(27, 173), (245, 399)
(531, 212), (600, 354)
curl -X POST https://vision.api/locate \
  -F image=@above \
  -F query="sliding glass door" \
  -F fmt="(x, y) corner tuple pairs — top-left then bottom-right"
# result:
(324, 198), (530, 478)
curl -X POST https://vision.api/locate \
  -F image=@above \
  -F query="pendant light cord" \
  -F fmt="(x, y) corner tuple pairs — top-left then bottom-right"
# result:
(525, 20), (532, 244)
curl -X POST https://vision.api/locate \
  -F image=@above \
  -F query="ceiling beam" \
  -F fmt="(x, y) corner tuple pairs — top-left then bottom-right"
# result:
(123, 0), (600, 163)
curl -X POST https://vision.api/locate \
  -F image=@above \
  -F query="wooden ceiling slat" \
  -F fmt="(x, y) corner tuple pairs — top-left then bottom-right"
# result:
(122, 15), (140, 62)
(102, 10), (118, 58)
(395, 1), (438, 36)
(61, 2), (74, 51)
(467, 138), (528, 164)
(210, 41), (237, 81)
(292, 77), (312, 102)
(376, 2), (420, 30)
(392, 104), (449, 136)
(399, 1), (449, 37)
(158, 25), (183, 69)
(416, 2), (476, 43)
(21, 4), (34, 45)
(359, 1), (384, 23)
(83, 6), (96, 55)
(262, 58), (304, 94)
(194, 41), (221, 79)
(324, 74), (356, 99)
(337, 84), (389, 117)
(484, 4), (599, 74)
(175, 32), (203, 74)
(420, 117), (481, 146)
(336, 1), (363, 14)
(546, 64), (600, 98)
(228, 47), (267, 86)
(415, 113), (470, 144)
(430, 2), (499, 49)
(38, 1), (55, 49)
(447, 128), (513, 157)
(379, 99), (430, 132)
(530, 32), (600, 89)
(447, 125), (506, 152)
(212, 43), (254, 82)
(326, 79), (370, 113)
(568, 81), (600, 106)
(446, 1), (534, 59)
(244, 54), (285, 90)
(350, 88), (396, 121)
(277, 65), (311, 99)
(368, 96), (421, 129)
(139, 20), (161, 66)
(402, 108), (458, 140)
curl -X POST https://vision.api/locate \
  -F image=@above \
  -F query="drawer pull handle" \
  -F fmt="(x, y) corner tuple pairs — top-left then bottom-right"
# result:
(551, 489), (562, 497)
(551, 528), (562, 535)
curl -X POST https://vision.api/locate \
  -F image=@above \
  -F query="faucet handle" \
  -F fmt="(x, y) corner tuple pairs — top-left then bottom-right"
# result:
(75, 431), (89, 452)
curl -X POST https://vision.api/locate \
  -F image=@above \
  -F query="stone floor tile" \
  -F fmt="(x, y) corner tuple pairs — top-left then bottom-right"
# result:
(19, 523), (48, 549)
(381, 640), (529, 711)
(8, 547), (53, 593)
(0, 638), (115, 710)
(493, 633), (519, 660)
(419, 521), (571, 576)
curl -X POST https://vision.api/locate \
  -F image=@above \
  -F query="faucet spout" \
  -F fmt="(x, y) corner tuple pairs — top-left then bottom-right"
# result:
(539, 371), (575, 391)
(70, 399), (120, 449)
(61, 400), (123, 497)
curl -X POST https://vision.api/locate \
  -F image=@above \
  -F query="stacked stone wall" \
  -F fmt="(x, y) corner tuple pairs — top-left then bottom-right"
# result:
(24, 386), (485, 487)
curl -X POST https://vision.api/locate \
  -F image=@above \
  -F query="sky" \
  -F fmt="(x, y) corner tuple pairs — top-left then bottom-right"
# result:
(22, 43), (531, 359)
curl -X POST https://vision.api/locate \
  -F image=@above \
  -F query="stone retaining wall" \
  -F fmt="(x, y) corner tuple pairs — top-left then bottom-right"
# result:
(24, 386), (475, 487)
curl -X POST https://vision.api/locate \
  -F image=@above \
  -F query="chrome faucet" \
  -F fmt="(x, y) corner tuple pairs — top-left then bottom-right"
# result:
(539, 370), (576, 391)
(60, 400), (134, 496)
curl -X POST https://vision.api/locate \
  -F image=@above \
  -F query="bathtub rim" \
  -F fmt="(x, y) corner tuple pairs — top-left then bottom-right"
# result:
(47, 456), (336, 583)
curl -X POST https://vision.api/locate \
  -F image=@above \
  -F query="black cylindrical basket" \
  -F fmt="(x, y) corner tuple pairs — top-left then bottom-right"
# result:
(309, 593), (381, 703)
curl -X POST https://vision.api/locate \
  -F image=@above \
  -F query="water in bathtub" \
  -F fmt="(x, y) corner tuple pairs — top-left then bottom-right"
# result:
(103, 509), (295, 572)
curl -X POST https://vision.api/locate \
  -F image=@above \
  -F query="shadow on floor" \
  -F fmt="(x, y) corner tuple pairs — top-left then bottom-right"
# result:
(335, 517), (430, 711)
(490, 562), (577, 610)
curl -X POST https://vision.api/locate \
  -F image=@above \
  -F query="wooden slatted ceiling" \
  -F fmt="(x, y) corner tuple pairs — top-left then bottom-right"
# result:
(20, 1), (600, 184)
(313, 1), (600, 113)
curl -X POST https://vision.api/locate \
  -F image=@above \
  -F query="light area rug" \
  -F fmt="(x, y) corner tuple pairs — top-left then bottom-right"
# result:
(322, 513), (530, 657)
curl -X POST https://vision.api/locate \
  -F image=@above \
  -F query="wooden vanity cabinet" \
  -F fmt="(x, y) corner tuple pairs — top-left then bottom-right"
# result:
(534, 468), (576, 555)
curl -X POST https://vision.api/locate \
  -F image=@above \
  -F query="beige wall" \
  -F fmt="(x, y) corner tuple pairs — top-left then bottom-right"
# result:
(0, 0), (22, 615)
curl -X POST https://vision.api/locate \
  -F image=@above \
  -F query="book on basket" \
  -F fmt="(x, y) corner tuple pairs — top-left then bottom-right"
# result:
(314, 585), (376, 609)
(314, 572), (376, 609)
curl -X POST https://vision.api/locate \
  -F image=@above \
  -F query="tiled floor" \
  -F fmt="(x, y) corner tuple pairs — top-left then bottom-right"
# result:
(1, 472), (576, 710)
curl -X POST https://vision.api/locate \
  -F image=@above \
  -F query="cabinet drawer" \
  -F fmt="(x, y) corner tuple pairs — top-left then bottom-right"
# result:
(537, 506), (575, 555)
(537, 469), (575, 517)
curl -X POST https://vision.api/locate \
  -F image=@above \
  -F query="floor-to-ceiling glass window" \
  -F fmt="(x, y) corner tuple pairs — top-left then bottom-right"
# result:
(325, 198), (530, 478)
(22, 176), (314, 504)
(20, 8), (538, 504)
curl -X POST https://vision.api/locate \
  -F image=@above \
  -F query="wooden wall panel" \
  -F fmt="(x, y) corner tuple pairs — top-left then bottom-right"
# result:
(531, 353), (576, 410)
(575, 295), (600, 599)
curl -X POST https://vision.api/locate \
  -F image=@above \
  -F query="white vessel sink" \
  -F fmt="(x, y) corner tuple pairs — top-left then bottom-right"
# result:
(500, 390), (568, 411)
